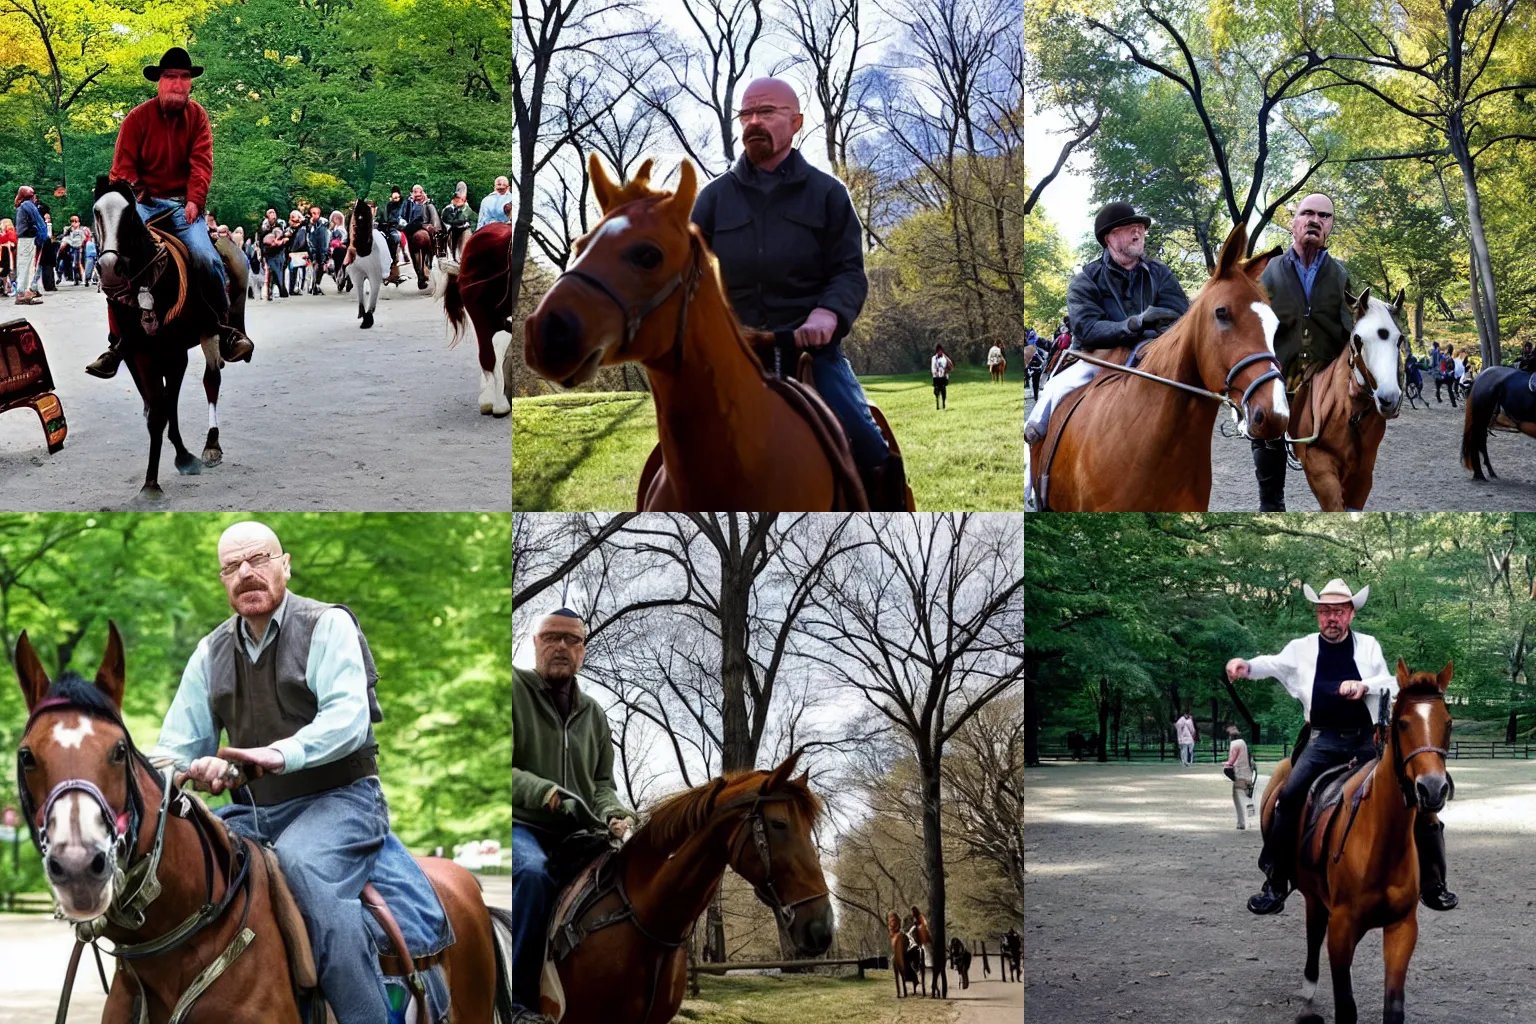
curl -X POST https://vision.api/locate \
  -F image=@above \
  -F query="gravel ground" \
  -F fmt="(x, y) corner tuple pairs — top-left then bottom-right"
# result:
(1024, 386), (1536, 511)
(0, 273), (508, 510)
(1024, 760), (1536, 1023)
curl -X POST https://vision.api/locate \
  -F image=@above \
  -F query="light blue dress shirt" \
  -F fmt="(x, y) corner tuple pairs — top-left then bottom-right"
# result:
(151, 593), (372, 774)
(477, 191), (511, 229)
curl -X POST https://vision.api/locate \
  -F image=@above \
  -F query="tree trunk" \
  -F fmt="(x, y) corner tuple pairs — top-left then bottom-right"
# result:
(1096, 679), (1110, 763)
(1414, 283), (1424, 350)
(1507, 709), (1518, 745)
(704, 895), (725, 962)
(1448, 114), (1500, 366)
(921, 761), (949, 999)
(718, 522), (754, 774)
(1209, 695), (1220, 763)
(1469, 251), (1488, 358)
(1222, 676), (1260, 744)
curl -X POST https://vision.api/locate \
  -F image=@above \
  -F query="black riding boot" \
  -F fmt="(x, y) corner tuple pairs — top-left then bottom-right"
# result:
(1251, 438), (1288, 511)
(1416, 817), (1458, 910)
(1248, 804), (1293, 914)
(85, 333), (124, 379)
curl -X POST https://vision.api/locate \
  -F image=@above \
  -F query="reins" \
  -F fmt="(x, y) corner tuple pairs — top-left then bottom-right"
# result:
(1066, 341), (1284, 438)
(556, 232), (702, 375)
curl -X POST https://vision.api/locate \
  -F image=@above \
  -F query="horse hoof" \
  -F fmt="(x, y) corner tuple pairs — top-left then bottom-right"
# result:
(202, 449), (222, 467)
(175, 456), (201, 476)
(138, 483), (163, 501)
(361, 313), (374, 329)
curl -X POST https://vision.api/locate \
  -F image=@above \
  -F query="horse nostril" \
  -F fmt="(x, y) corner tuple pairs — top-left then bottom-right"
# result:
(90, 852), (108, 877)
(46, 856), (65, 879)
(538, 308), (582, 368)
(1251, 407), (1266, 428)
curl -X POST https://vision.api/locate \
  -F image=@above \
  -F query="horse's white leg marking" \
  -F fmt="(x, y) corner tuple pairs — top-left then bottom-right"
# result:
(209, 404), (218, 429)
(489, 333), (511, 415)
(52, 715), (94, 750)
(1251, 301), (1289, 419)
(1300, 977), (1316, 1002)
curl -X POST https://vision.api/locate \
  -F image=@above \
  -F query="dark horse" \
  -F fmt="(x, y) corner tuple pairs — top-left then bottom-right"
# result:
(1460, 356), (1536, 481)
(14, 623), (515, 1024)
(406, 217), (438, 290)
(92, 180), (246, 498)
(443, 221), (513, 416)
(1260, 660), (1454, 1024)
(545, 750), (832, 1024)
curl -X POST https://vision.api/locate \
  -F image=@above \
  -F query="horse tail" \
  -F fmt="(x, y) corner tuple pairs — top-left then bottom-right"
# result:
(443, 265), (467, 346)
(488, 904), (515, 1024)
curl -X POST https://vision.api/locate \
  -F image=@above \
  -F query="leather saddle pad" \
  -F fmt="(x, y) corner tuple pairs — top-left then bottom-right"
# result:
(1029, 345), (1134, 510)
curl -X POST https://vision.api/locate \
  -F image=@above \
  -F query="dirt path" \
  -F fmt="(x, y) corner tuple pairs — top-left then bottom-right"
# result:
(1024, 760), (1536, 1023)
(0, 276), (508, 510)
(0, 872), (510, 1022)
(949, 976), (1023, 1024)
(1024, 387), (1536, 510)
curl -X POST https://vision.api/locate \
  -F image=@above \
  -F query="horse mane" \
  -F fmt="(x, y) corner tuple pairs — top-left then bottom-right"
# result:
(1396, 678), (1445, 701)
(635, 767), (823, 853)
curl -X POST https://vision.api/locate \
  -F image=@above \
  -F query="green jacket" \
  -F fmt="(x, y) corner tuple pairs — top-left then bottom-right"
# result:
(1260, 247), (1354, 382)
(511, 665), (632, 835)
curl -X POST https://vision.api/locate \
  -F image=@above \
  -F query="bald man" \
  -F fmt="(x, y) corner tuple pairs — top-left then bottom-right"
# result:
(478, 175), (511, 229)
(691, 78), (903, 506)
(510, 608), (634, 1017)
(150, 521), (404, 1023)
(1253, 193), (1356, 510)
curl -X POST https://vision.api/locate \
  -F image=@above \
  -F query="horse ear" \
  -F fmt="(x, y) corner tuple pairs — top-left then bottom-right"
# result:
(1241, 245), (1282, 280)
(1215, 222), (1248, 278)
(660, 160), (698, 226)
(633, 159), (655, 190)
(95, 621), (126, 711)
(1354, 286), (1372, 318)
(1436, 661), (1454, 692)
(589, 153), (619, 214)
(1392, 288), (1406, 316)
(703, 776), (728, 816)
(14, 631), (51, 712)
(760, 747), (803, 794)
(1395, 657), (1410, 687)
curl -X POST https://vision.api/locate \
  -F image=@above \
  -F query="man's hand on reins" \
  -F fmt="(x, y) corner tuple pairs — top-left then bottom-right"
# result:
(794, 307), (839, 349)
(184, 201), (200, 225)
(544, 786), (563, 812)
(1338, 680), (1368, 699)
(608, 816), (634, 839)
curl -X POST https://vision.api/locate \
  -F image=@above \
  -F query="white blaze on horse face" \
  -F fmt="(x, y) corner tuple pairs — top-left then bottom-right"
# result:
(1249, 301), (1289, 419)
(1358, 298), (1404, 410)
(52, 714), (94, 750)
(567, 214), (631, 273)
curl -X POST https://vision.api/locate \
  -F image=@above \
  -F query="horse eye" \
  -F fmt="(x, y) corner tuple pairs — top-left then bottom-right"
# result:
(1354, 334), (1362, 344)
(1214, 306), (1230, 322)
(627, 244), (663, 271)
(770, 818), (788, 831)
(109, 739), (128, 765)
(18, 747), (35, 770)
(1378, 328), (1389, 339)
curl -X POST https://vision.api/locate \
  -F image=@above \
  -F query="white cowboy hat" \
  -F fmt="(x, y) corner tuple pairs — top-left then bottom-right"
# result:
(1302, 578), (1369, 609)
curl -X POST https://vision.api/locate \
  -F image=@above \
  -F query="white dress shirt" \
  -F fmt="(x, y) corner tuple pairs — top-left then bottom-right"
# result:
(1246, 630), (1398, 724)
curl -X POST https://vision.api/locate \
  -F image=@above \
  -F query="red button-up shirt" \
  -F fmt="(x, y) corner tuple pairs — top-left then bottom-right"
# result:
(110, 98), (213, 210)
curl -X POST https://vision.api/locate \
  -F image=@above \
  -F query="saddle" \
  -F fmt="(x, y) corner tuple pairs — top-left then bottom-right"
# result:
(539, 838), (642, 1022)
(1295, 757), (1378, 873)
(1028, 345), (1134, 510)
(261, 842), (452, 1024)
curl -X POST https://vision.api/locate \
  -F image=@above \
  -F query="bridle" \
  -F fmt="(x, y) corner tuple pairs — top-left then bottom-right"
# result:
(19, 697), (256, 1024)
(720, 790), (830, 931)
(554, 203), (703, 374)
(1388, 690), (1454, 809)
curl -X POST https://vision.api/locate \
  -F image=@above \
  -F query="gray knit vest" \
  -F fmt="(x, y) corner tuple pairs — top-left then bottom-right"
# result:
(206, 592), (381, 805)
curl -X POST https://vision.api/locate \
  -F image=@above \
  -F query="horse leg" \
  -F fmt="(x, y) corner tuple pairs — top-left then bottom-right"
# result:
(1381, 914), (1416, 1024)
(1326, 917), (1361, 1024)
(474, 301), (511, 415)
(1304, 452), (1346, 511)
(200, 334), (223, 465)
(140, 369), (169, 499)
(1295, 893), (1326, 1024)
(163, 343), (200, 476)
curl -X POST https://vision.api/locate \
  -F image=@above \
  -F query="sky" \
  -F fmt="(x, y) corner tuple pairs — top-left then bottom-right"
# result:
(1025, 87), (1095, 253)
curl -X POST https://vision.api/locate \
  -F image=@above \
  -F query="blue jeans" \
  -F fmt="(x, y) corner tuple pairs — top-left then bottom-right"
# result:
(510, 824), (556, 1012)
(266, 254), (289, 297)
(136, 197), (227, 315)
(809, 346), (890, 470)
(218, 777), (391, 1024)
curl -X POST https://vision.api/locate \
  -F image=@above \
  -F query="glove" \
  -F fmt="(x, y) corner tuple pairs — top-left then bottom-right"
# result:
(1137, 306), (1181, 331)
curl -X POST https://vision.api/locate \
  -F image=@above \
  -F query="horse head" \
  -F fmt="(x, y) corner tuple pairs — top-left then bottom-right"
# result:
(523, 155), (702, 386)
(92, 180), (151, 292)
(1345, 286), (1406, 419)
(13, 623), (149, 921)
(1178, 223), (1290, 440)
(1390, 659), (1454, 812)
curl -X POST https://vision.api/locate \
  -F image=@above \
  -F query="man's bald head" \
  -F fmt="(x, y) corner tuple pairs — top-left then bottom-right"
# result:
(217, 521), (290, 620)
(218, 521), (283, 564)
(1291, 193), (1336, 256)
(739, 77), (804, 171)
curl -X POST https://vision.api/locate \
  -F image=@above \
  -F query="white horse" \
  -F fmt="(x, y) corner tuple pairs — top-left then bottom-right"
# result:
(345, 201), (390, 329)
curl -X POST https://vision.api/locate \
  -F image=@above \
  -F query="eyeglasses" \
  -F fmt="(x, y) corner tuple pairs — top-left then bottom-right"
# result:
(537, 631), (586, 647)
(736, 105), (793, 124)
(220, 552), (279, 577)
(1316, 605), (1353, 617)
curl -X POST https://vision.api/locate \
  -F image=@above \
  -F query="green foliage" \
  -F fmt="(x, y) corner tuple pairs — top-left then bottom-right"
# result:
(511, 367), (1025, 511)
(1026, 514), (1536, 748)
(0, 513), (511, 873)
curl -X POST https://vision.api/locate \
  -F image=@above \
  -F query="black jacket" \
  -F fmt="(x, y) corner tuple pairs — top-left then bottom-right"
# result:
(1067, 251), (1190, 351)
(690, 149), (867, 344)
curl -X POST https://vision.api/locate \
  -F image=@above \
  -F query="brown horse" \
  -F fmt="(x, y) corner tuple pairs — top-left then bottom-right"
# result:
(14, 624), (512, 1024)
(545, 750), (832, 1024)
(443, 221), (513, 416)
(407, 224), (436, 290)
(1259, 660), (1454, 1024)
(1028, 223), (1289, 510)
(1287, 288), (1406, 510)
(990, 358), (1006, 383)
(888, 911), (909, 998)
(523, 155), (896, 511)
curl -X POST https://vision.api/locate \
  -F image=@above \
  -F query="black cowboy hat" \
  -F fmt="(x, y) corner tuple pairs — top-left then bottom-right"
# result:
(1094, 201), (1151, 247)
(144, 47), (203, 82)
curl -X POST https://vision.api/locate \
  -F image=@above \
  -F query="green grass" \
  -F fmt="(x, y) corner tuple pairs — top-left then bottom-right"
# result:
(512, 365), (1024, 510)
(673, 973), (957, 1024)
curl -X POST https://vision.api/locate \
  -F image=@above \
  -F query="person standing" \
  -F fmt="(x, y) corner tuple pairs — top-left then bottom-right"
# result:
(1175, 710), (1197, 766)
(14, 186), (44, 305)
(932, 344), (954, 409)
(1222, 724), (1256, 829)
(262, 215), (291, 300)
(286, 209), (310, 296)
(306, 205), (328, 294)
(0, 217), (16, 297)
(62, 215), (86, 284)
